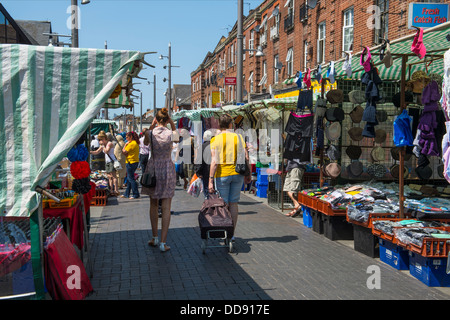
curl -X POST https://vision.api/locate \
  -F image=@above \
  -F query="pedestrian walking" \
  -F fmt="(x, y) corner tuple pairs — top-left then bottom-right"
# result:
(283, 159), (305, 217)
(90, 130), (119, 196)
(142, 108), (178, 252)
(114, 134), (127, 189)
(194, 129), (217, 199)
(139, 128), (150, 173)
(121, 131), (140, 199)
(208, 114), (251, 240)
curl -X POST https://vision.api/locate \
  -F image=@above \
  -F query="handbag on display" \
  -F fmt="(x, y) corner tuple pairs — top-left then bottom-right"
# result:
(235, 134), (250, 176)
(140, 130), (157, 188)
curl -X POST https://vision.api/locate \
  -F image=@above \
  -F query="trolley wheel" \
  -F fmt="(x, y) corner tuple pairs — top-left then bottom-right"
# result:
(228, 240), (233, 253)
(201, 240), (207, 254)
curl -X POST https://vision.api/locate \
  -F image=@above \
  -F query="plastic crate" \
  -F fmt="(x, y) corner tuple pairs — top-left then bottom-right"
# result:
(322, 214), (353, 241)
(90, 196), (107, 206)
(256, 186), (268, 198)
(379, 239), (409, 270)
(48, 196), (77, 208)
(317, 199), (346, 216)
(409, 252), (450, 287)
(409, 237), (450, 258)
(95, 189), (107, 198)
(302, 206), (312, 228)
(353, 224), (379, 258)
(311, 210), (324, 234)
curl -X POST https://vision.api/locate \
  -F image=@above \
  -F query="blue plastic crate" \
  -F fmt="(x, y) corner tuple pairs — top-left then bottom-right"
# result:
(302, 206), (312, 228)
(409, 252), (450, 287)
(379, 239), (409, 270)
(256, 186), (268, 198)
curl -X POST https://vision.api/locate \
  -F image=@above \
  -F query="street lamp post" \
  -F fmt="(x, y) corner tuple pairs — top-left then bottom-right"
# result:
(160, 43), (180, 116)
(70, 0), (90, 48)
(236, 0), (264, 104)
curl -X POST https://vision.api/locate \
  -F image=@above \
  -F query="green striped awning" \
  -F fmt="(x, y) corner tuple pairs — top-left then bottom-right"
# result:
(321, 21), (450, 81)
(0, 44), (143, 217)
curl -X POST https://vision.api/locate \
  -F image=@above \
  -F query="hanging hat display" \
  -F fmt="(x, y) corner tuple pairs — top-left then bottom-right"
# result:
(346, 145), (362, 160)
(374, 129), (387, 144)
(360, 47), (372, 72)
(347, 161), (363, 178)
(380, 41), (393, 68)
(390, 164), (409, 180)
(72, 177), (92, 194)
(415, 165), (433, 180)
(390, 147), (412, 161)
(326, 144), (341, 161)
(349, 105), (364, 123)
(342, 52), (352, 78)
(325, 162), (341, 178)
(325, 107), (345, 122)
(326, 89), (344, 104)
(348, 90), (366, 104)
(371, 146), (385, 162)
(70, 160), (91, 179)
(376, 109), (388, 123)
(348, 127), (364, 141)
(67, 144), (89, 163)
(325, 122), (341, 141)
(367, 163), (386, 179)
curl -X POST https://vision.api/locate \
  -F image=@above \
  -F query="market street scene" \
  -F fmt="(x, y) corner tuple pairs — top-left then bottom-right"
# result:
(1, 0), (450, 308)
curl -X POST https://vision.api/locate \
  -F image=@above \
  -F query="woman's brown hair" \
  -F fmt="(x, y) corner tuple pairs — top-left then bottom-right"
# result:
(218, 114), (233, 130)
(156, 108), (170, 124)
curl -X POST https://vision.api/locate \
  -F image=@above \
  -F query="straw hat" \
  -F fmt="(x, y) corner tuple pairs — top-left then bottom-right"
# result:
(97, 130), (107, 140)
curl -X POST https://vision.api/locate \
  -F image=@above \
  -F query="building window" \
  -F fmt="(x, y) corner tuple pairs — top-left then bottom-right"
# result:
(274, 55), (280, 84)
(304, 40), (308, 71)
(343, 7), (354, 53)
(243, 36), (246, 60)
(259, 61), (267, 87)
(317, 22), (326, 64)
(249, 72), (254, 93)
(249, 30), (254, 55)
(375, 0), (389, 44)
(286, 47), (294, 77)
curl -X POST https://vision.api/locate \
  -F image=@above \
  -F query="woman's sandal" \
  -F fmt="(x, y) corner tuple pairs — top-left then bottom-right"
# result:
(159, 242), (170, 252)
(148, 237), (159, 247)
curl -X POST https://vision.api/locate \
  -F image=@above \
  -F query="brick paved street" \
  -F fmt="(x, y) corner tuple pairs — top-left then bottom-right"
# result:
(86, 185), (450, 300)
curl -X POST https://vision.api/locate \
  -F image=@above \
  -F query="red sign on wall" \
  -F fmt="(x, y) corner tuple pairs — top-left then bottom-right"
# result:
(225, 77), (237, 85)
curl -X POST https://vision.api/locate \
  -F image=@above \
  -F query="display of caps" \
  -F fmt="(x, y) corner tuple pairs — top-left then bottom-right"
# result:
(371, 146), (385, 162)
(326, 89), (344, 104)
(346, 145), (362, 160)
(325, 107), (345, 122)
(348, 127), (364, 141)
(348, 90), (366, 104)
(325, 122), (341, 141)
(374, 129), (387, 144)
(349, 105), (364, 123)
(367, 163), (386, 179)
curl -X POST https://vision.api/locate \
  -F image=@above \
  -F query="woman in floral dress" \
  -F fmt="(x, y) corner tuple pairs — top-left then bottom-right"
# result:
(142, 108), (178, 252)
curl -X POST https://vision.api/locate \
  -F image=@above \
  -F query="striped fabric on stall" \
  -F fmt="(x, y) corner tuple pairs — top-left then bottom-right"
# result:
(0, 44), (143, 217)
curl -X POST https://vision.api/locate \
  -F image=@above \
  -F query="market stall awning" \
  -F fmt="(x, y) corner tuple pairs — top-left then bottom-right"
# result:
(172, 108), (221, 121)
(321, 21), (450, 81)
(0, 44), (143, 217)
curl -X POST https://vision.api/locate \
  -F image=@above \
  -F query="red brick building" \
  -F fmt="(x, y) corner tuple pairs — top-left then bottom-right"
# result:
(191, 0), (448, 107)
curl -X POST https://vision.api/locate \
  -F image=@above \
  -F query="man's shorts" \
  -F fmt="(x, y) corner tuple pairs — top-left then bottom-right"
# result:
(283, 168), (305, 192)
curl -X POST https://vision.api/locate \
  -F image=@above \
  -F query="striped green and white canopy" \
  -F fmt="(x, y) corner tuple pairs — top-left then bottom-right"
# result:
(321, 21), (450, 81)
(0, 44), (143, 217)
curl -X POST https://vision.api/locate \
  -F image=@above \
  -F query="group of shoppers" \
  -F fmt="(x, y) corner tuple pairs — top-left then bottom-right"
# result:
(89, 110), (251, 253)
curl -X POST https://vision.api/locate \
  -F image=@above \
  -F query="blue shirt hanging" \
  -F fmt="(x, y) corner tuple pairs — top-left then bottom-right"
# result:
(393, 109), (414, 147)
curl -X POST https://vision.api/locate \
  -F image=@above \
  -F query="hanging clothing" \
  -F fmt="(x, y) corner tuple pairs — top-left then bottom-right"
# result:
(296, 90), (313, 112)
(411, 27), (426, 59)
(393, 109), (414, 147)
(284, 112), (314, 162)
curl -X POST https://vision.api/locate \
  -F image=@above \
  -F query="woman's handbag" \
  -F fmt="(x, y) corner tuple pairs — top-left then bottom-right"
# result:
(235, 134), (250, 176)
(106, 150), (122, 170)
(140, 131), (157, 188)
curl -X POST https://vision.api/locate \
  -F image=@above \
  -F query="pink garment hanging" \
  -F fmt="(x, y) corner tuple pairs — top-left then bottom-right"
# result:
(360, 47), (372, 72)
(411, 27), (426, 59)
(303, 68), (311, 89)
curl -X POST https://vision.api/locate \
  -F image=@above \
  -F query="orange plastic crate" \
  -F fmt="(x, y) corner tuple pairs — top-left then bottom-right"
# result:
(95, 189), (107, 197)
(90, 196), (107, 206)
(347, 212), (401, 228)
(317, 199), (346, 216)
(48, 196), (77, 209)
(371, 218), (413, 243)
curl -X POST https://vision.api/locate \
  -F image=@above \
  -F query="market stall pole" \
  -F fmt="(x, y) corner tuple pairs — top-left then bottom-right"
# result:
(320, 78), (330, 188)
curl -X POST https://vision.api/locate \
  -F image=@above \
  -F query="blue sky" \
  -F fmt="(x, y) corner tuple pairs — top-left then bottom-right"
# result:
(2, 0), (260, 117)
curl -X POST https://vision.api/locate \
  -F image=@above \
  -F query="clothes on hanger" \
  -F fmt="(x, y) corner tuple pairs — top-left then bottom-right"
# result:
(284, 112), (314, 162)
